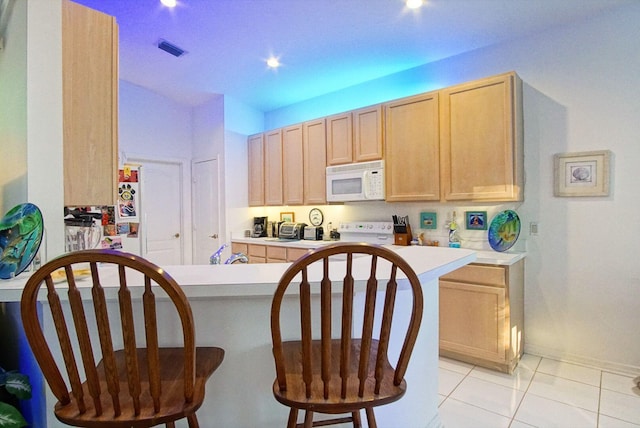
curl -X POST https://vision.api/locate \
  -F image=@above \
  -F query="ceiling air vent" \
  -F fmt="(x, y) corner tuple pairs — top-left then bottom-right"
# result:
(157, 39), (187, 57)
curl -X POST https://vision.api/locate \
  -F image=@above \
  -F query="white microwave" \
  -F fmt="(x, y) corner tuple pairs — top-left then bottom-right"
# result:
(326, 160), (385, 202)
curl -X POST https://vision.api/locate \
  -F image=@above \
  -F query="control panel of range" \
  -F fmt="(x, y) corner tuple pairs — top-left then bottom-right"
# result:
(338, 221), (394, 235)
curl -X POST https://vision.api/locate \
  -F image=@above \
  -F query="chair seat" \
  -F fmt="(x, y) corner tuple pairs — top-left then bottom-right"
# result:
(272, 339), (406, 415)
(54, 347), (224, 428)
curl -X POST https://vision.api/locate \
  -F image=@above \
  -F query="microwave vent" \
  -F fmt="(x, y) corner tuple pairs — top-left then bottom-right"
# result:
(327, 160), (384, 174)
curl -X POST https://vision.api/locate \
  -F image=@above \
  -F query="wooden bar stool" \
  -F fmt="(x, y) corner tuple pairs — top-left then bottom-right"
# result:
(21, 249), (224, 428)
(270, 243), (424, 428)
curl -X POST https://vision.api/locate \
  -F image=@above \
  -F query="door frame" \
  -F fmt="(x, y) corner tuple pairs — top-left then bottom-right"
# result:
(191, 156), (223, 264)
(125, 154), (193, 264)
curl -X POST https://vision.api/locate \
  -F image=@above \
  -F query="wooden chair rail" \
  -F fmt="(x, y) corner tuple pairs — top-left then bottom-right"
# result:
(271, 243), (423, 428)
(21, 249), (224, 428)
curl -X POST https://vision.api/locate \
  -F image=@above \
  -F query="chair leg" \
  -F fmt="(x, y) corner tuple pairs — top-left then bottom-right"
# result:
(352, 410), (362, 428)
(365, 408), (377, 428)
(287, 408), (299, 428)
(303, 410), (314, 428)
(186, 413), (199, 428)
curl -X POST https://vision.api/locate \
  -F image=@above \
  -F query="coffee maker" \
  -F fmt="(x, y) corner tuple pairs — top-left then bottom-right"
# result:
(252, 216), (268, 238)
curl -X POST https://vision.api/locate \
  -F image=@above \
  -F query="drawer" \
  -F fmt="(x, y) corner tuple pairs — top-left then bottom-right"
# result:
(231, 243), (248, 254)
(440, 263), (506, 287)
(248, 244), (266, 258)
(267, 246), (287, 261)
(286, 247), (310, 262)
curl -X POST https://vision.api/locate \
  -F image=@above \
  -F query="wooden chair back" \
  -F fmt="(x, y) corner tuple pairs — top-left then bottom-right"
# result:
(270, 243), (424, 427)
(20, 249), (220, 427)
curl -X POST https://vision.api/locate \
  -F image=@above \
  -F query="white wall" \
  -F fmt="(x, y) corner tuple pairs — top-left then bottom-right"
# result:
(262, 3), (640, 372)
(0, 0), (27, 214)
(26, 0), (65, 262)
(119, 80), (194, 160)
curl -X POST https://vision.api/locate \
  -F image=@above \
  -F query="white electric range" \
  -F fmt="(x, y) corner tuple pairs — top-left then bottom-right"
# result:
(337, 221), (394, 245)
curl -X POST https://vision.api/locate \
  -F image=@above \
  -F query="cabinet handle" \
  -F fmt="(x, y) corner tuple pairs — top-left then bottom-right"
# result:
(209, 234), (218, 239)
(174, 233), (180, 238)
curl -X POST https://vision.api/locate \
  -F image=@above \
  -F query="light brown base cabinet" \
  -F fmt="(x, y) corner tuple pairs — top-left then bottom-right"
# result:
(231, 243), (310, 264)
(439, 259), (524, 374)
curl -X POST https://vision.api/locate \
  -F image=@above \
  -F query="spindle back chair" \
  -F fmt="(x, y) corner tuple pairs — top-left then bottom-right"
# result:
(21, 249), (224, 428)
(270, 243), (424, 428)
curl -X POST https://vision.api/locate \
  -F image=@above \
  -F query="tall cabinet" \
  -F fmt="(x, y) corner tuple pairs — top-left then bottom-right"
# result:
(62, 0), (118, 206)
(384, 92), (440, 202)
(440, 72), (523, 202)
(247, 134), (265, 206)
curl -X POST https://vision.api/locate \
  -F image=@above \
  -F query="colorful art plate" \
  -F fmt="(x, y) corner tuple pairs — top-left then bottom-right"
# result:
(0, 203), (44, 279)
(488, 210), (521, 252)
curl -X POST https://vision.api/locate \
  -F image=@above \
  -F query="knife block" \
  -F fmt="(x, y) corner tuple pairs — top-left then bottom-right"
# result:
(394, 224), (412, 246)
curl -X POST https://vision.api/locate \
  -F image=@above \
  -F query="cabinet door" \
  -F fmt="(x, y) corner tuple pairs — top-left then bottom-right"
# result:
(326, 112), (353, 165)
(264, 129), (283, 205)
(248, 134), (265, 206)
(440, 72), (523, 201)
(353, 105), (383, 162)
(384, 92), (440, 202)
(439, 281), (507, 363)
(303, 119), (327, 204)
(282, 124), (304, 205)
(62, 0), (118, 206)
(286, 247), (310, 262)
(266, 246), (287, 263)
(231, 243), (248, 255)
(248, 244), (266, 264)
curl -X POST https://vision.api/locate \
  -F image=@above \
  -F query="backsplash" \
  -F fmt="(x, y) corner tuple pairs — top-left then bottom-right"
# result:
(244, 200), (527, 253)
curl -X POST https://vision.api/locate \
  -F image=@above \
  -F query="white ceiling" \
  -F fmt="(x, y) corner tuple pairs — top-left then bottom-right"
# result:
(73, 0), (631, 112)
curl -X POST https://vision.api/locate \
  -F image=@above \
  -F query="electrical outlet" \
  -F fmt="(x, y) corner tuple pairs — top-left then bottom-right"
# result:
(529, 222), (539, 236)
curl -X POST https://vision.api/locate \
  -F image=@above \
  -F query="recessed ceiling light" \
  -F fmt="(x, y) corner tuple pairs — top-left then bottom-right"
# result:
(160, 0), (177, 8)
(266, 57), (281, 69)
(406, 0), (423, 9)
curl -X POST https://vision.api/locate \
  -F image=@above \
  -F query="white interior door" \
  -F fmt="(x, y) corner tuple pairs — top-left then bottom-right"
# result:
(192, 158), (220, 264)
(140, 161), (184, 265)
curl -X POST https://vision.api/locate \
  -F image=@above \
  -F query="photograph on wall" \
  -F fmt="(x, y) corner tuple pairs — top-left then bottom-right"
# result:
(118, 182), (139, 221)
(420, 212), (437, 229)
(554, 150), (611, 197)
(465, 211), (488, 230)
(127, 223), (139, 238)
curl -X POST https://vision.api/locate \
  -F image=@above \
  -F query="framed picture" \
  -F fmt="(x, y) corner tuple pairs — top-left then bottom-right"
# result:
(554, 150), (611, 197)
(465, 211), (487, 230)
(419, 212), (437, 229)
(280, 212), (295, 222)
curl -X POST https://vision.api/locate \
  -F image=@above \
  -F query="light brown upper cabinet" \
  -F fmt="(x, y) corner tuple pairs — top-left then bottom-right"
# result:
(303, 119), (327, 205)
(248, 133), (265, 206)
(264, 129), (284, 206)
(62, 0), (118, 206)
(326, 105), (383, 166)
(384, 92), (440, 202)
(282, 124), (304, 205)
(440, 72), (524, 202)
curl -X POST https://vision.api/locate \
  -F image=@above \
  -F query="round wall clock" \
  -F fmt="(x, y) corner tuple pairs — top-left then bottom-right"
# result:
(308, 208), (324, 226)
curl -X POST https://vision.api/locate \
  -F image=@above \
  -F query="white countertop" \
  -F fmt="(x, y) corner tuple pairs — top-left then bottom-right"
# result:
(0, 245), (477, 302)
(232, 237), (525, 265)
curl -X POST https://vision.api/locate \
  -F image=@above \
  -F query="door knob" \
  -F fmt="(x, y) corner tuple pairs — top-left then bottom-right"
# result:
(174, 233), (180, 238)
(209, 234), (218, 239)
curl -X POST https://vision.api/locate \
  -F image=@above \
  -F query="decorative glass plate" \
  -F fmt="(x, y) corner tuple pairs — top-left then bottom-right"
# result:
(488, 210), (521, 252)
(0, 203), (44, 279)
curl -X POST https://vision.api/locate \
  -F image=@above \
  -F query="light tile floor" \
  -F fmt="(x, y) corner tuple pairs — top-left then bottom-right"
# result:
(438, 354), (640, 428)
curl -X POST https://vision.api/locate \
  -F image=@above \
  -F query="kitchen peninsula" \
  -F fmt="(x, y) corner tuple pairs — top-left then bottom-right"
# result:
(0, 245), (475, 428)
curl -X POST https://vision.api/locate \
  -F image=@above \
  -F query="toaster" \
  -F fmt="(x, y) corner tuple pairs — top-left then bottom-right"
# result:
(303, 226), (324, 241)
(278, 222), (307, 240)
